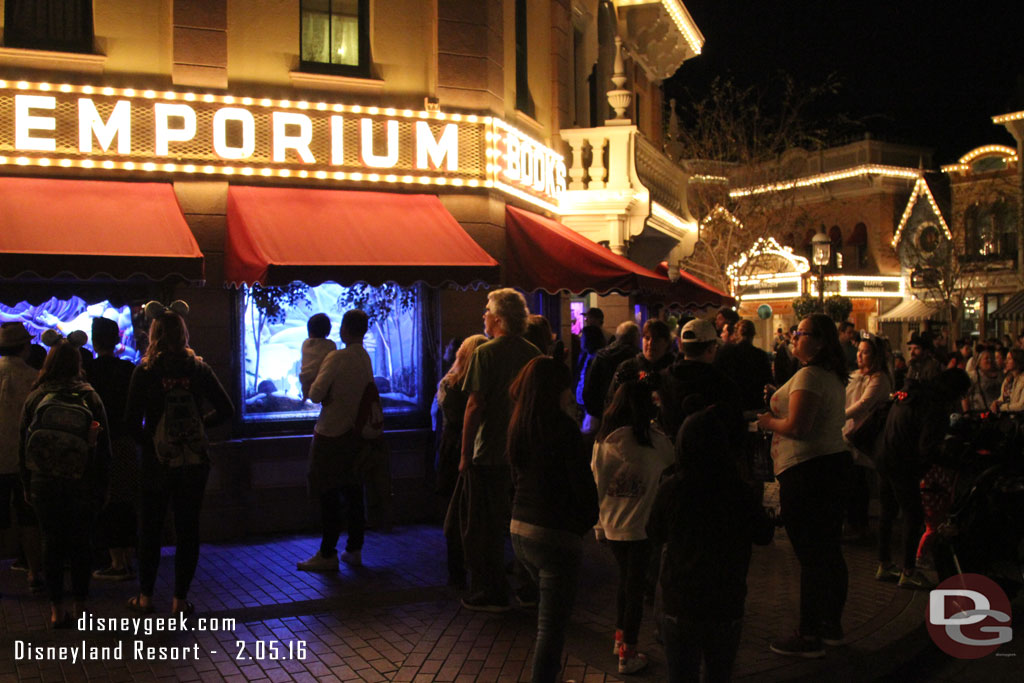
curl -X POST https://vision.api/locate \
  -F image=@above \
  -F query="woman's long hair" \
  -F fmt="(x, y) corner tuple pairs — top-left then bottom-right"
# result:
(804, 314), (849, 386)
(33, 340), (83, 389)
(507, 356), (572, 468)
(595, 381), (655, 447)
(1008, 348), (1024, 377)
(141, 311), (193, 369)
(859, 335), (892, 383)
(437, 334), (488, 403)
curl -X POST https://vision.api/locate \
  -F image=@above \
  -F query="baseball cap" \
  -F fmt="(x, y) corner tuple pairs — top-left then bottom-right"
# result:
(681, 318), (718, 343)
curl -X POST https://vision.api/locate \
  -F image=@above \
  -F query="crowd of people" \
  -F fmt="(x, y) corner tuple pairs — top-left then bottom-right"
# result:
(433, 298), (1015, 682)
(4, 288), (1018, 681)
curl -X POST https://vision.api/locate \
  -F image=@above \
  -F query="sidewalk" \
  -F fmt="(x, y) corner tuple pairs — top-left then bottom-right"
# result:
(0, 521), (1016, 682)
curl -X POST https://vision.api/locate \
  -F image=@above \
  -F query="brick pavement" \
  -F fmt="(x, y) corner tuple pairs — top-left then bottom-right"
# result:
(1, 507), (1011, 682)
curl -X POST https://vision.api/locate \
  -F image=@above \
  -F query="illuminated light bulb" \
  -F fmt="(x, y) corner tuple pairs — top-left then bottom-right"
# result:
(418, 111), (429, 118)
(484, 180), (494, 188)
(144, 90), (156, 98)
(297, 101), (310, 109)
(279, 169), (292, 177)
(203, 94), (215, 103)
(164, 163), (176, 172)
(278, 100), (292, 108)
(60, 84), (73, 93)
(19, 81), (35, 89)
(223, 167), (235, 175)
(15, 157), (29, 166)
(242, 97), (253, 105)
(467, 115), (478, 123)
(367, 173), (379, 182)
(385, 174), (397, 183)
(350, 172), (363, 181)
(60, 159), (72, 167)
(260, 98), (272, 107)
(38, 158), (51, 166)
(402, 110), (413, 117)
(316, 102), (327, 110)
(451, 114), (462, 121)
(315, 170), (327, 179)
(298, 170), (308, 177)
(260, 168), (273, 176)
(452, 178), (464, 186)
(468, 179), (479, 187)
(183, 164), (196, 173)
(482, 117), (493, 125)
(351, 105), (362, 114)
(332, 104), (344, 112)
(102, 160), (115, 169)
(124, 161), (136, 170)
(366, 106), (379, 115)
(124, 89), (136, 97)
(485, 132), (495, 142)
(224, 96), (235, 104)
(164, 91), (177, 100)
(0, 80), (7, 88)
(40, 83), (51, 91)
(103, 87), (114, 96)
(334, 172), (346, 180)
(419, 176), (431, 184)
(434, 112), (447, 120)
(241, 167), (254, 176)
(402, 175), (413, 183)
(384, 108), (396, 116)
(203, 165), (215, 174)
(81, 159), (95, 168)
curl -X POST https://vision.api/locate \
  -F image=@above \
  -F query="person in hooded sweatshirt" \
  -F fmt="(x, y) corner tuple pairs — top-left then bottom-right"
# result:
(592, 380), (675, 675)
(647, 405), (774, 682)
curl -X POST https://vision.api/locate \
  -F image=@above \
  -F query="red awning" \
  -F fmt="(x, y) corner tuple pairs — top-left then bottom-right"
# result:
(505, 206), (671, 295)
(0, 177), (203, 281)
(505, 206), (733, 308)
(225, 186), (499, 287)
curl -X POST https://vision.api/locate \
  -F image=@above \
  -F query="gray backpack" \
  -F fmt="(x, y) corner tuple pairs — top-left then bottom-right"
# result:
(153, 374), (207, 467)
(25, 391), (93, 479)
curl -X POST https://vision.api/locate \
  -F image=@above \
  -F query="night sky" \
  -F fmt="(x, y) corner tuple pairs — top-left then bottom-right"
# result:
(666, 1), (1024, 166)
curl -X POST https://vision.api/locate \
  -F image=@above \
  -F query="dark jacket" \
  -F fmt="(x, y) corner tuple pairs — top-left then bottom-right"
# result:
(86, 355), (135, 439)
(714, 341), (773, 413)
(582, 340), (637, 418)
(647, 408), (773, 621)
(124, 352), (234, 464)
(880, 381), (956, 475)
(511, 414), (598, 535)
(606, 352), (673, 406)
(659, 359), (743, 440)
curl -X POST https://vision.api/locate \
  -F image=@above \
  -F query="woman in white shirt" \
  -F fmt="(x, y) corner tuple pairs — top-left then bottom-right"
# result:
(757, 314), (851, 659)
(842, 336), (892, 542)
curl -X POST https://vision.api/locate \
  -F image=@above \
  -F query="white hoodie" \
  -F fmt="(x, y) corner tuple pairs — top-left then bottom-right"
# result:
(591, 425), (675, 541)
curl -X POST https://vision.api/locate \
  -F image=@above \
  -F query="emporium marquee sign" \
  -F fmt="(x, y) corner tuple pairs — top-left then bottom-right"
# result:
(0, 79), (566, 210)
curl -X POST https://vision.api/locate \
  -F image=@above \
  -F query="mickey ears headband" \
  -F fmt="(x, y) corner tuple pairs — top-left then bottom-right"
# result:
(41, 329), (88, 347)
(144, 300), (190, 320)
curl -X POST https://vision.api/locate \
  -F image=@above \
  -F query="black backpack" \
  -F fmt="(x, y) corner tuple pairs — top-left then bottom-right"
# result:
(153, 373), (207, 467)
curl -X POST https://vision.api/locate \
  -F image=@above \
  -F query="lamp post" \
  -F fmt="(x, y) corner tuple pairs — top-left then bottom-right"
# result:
(811, 230), (831, 307)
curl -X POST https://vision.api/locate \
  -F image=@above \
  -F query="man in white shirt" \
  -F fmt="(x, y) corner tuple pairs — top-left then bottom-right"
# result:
(298, 310), (374, 572)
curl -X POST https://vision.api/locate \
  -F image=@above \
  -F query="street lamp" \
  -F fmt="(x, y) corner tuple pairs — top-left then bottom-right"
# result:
(811, 229), (831, 306)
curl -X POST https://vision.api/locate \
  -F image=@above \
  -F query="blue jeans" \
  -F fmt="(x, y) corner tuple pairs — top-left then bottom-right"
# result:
(511, 533), (583, 683)
(660, 613), (743, 683)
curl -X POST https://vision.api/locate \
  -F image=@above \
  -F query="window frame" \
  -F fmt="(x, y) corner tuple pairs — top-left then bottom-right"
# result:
(298, 0), (372, 79)
(3, 0), (94, 54)
(514, 0), (535, 117)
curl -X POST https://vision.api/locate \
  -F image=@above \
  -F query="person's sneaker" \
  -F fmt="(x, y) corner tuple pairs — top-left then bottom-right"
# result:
(460, 593), (511, 613)
(898, 570), (935, 590)
(769, 633), (825, 658)
(10, 559), (27, 572)
(92, 566), (135, 581)
(340, 550), (362, 567)
(820, 622), (844, 646)
(296, 552), (338, 572)
(618, 645), (648, 675)
(613, 629), (624, 656)
(875, 563), (901, 582)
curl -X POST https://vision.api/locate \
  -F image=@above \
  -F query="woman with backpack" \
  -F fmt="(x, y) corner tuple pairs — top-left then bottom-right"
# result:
(124, 302), (233, 617)
(20, 333), (110, 628)
(592, 381), (675, 674)
(508, 357), (598, 683)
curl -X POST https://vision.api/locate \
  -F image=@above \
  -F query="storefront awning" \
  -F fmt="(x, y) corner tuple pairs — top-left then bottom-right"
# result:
(655, 265), (735, 309)
(505, 206), (732, 306)
(0, 177), (204, 282)
(991, 290), (1024, 320)
(879, 298), (947, 322)
(225, 186), (498, 287)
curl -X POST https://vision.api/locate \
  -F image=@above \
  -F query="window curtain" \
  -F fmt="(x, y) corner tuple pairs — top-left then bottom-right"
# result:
(4, 0), (93, 53)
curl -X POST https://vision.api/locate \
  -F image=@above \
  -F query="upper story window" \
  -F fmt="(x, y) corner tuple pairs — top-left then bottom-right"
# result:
(300, 0), (371, 77)
(514, 0), (535, 117)
(3, 0), (94, 53)
(964, 200), (1018, 261)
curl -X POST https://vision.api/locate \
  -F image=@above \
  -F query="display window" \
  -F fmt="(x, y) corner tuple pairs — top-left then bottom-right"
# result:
(0, 296), (140, 362)
(238, 282), (425, 424)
